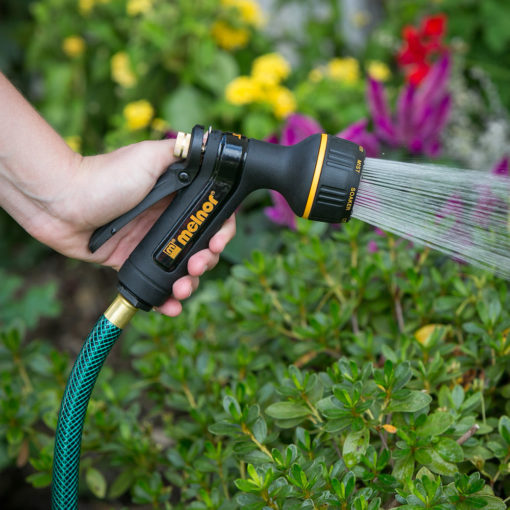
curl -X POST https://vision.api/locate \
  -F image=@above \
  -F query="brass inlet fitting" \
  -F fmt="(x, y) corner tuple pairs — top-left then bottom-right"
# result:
(174, 131), (192, 159)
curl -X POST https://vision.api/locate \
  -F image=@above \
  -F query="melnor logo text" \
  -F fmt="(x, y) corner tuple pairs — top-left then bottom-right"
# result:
(163, 191), (219, 259)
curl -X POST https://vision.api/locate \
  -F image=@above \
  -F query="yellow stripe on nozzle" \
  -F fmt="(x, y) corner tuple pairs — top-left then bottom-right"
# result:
(302, 133), (328, 219)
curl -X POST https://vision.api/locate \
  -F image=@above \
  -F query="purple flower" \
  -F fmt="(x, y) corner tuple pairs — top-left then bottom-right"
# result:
(264, 190), (297, 229)
(492, 156), (509, 177)
(337, 119), (380, 157)
(164, 130), (178, 139)
(367, 54), (451, 157)
(280, 114), (322, 145)
(368, 240), (379, 253)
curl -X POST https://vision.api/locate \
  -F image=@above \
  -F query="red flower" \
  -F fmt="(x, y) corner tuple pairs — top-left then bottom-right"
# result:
(397, 13), (448, 85)
(423, 14), (447, 37)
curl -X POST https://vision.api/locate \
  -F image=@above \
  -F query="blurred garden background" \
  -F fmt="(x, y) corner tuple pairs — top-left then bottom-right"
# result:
(2, 0), (510, 508)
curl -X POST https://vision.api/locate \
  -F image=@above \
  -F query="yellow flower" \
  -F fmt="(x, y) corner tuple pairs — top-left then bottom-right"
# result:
(111, 52), (137, 88)
(266, 86), (296, 119)
(415, 324), (444, 347)
(308, 68), (323, 83)
(211, 21), (250, 50)
(225, 76), (262, 105)
(221, 0), (265, 27)
(65, 136), (82, 153)
(367, 60), (391, 82)
(127, 0), (153, 16)
(62, 36), (86, 58)
(123, 100), (154, 131)
(151, 118), (169, 132)
(328, 57), (360, 84)
(252, 53), (290, 86)
(382, 424), (397, 434)
(79, 0), (95, 15)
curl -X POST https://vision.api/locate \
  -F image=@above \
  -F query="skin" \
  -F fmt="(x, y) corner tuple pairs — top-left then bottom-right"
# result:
(0, 73), (235, 316)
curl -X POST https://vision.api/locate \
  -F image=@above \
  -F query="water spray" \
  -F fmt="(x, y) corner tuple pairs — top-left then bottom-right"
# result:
(51, 126), (510, 509)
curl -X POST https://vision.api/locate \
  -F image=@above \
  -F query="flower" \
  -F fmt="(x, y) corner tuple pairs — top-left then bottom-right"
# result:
(127, 0), (153, 16)
(367, 240), (378, 253)
(327, 57), (360, 84)
(221, 0), (264, 27)
(367, 61), (391, 82)
(211, 21), (250, 50)
(252, 53), (290, 86)
(265, 191), (297, 230)
(492, 156), (509, 177)
(151, 118), (169, 132)
(367, 55), (451, 157)
(397, 14), (448, 85)
(111, 52), (137, 88)
(65, 136), (82, 153)
(79, 0), (95, 15)
(123, 100), (154, 131)
(62, 36), (85, 58)
(337, 119), (380, 158)
(266, 86), (296, 119)
(308, 68), (323, 83)
(225, 76), (262, 105)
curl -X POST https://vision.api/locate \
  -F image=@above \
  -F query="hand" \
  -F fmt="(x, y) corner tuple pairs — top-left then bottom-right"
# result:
(30, 139), (236, 316)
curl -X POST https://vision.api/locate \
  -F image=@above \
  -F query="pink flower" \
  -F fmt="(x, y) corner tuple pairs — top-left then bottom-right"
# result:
(368, 240), (378, 253)
(367, 55), (451, 157)
(264, 190), (297, 230)
(492, 156), (509, 177)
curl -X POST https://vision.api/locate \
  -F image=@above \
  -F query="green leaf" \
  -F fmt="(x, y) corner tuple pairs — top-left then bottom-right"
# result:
(415, 448), (458, 476)
(265, 401), (311, 420)
(416, 412), (455, 437)
(109, 470), (135, 499)
(197, 51), (239, 95)
(435, 438), (464, 463)
(387, 391), (432, 413)
(162, 85), (209, 132)
(393, 454), (415, 481)
(343, 428), (369, 468)
(498, 416), (510, 445)
(86, 467), (107, 499)
(26, 472), (52, 488)
(252, 417), (267, 444)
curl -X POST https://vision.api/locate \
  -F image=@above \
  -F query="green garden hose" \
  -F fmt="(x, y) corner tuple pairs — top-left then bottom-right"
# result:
(51, 295), (137, 510)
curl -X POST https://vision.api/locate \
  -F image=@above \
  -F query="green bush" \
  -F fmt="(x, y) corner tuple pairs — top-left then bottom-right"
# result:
(2, 219), (510, 508)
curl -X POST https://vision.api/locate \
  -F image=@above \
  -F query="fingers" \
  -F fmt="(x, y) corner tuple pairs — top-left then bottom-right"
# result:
(154, 214), (236, 317)
(209, 214), (236, 254)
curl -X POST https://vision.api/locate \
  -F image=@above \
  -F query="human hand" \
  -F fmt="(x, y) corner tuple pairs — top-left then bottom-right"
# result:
(30, 139), (236, 316)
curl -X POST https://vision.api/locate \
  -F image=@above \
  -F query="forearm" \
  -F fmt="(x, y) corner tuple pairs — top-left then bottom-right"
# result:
(0, 72), (80, 238)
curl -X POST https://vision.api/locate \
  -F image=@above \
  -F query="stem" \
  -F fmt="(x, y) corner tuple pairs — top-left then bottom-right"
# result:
(394, 292), (405, 333)
(182, 382), (197, 409)
(302, 394), (323, 423)
(14, 355), (33, 393)
(260, 276), (293, 325)
(241, 423), (274, 461)
(457, 424), (480, 445)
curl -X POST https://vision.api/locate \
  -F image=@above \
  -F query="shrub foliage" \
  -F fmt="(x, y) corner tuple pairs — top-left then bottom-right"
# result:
(2, 220), (510, 508)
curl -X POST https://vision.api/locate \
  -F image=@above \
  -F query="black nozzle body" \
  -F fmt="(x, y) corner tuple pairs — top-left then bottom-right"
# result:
(243, 134), (365, 223)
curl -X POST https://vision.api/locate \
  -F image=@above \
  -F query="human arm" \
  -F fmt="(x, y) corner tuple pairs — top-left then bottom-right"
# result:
(0, 72), (235, 316)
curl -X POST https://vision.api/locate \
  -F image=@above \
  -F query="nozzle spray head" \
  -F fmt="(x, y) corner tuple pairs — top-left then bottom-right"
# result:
(242, 133), (365, 224)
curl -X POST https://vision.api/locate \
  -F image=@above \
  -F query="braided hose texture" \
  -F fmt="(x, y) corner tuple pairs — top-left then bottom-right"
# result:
(51, 315), (122, 510)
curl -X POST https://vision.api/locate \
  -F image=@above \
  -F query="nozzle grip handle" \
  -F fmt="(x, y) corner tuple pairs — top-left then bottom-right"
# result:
(117, 130), (249, 309)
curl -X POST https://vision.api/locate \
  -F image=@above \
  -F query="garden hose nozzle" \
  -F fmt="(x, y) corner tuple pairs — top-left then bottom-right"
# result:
(90, 125), (366, 310)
